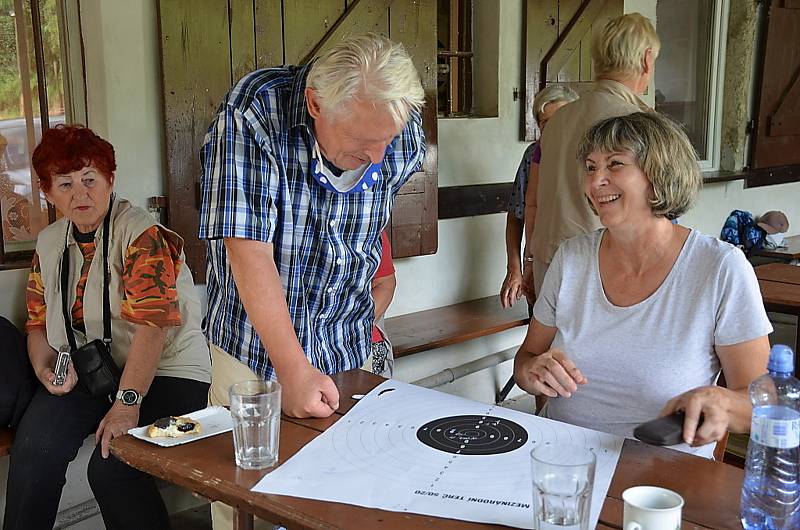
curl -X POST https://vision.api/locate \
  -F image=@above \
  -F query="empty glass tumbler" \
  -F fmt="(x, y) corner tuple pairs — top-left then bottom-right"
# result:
(531, 443), (596, 530)
(229, 380), (282, 470)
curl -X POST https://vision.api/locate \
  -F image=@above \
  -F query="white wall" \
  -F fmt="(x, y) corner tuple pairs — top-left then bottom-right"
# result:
(79, 0), (166, 208)
(684, 181), (800, 237)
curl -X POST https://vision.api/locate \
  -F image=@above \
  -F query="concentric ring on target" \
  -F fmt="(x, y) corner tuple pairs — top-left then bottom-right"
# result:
(416, 415), (528, 455)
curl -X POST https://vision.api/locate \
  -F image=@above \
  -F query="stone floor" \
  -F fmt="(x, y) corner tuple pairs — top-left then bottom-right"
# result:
(172, 504), (212, 530)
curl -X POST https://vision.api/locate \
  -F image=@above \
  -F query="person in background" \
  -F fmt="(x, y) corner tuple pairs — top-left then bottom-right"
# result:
(199, 33), (425, 529)
(366, 231), (396, 377)
(4, 125), (210, 530)
(513, 112), (771, 459)
(526, 13), (659, 298)
(500, 83), (578, 310)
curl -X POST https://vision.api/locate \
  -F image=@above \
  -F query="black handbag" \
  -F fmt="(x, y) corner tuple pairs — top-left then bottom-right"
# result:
(60, 200), (121, 399)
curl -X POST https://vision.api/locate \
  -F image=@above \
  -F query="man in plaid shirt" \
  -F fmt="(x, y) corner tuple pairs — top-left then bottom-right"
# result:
(199, 34), (426, 420)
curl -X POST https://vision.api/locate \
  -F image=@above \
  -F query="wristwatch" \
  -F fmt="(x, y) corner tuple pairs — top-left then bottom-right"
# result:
(116, 389), (144, 406)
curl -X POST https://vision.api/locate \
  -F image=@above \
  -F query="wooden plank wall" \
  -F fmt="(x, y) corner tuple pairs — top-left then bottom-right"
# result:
(158, 0), (233, 278)
(158, 0), (439, 278)
(390, 0), (438, 257)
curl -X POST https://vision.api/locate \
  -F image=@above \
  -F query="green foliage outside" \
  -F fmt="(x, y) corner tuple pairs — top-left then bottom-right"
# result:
(0, 0), (65, 120)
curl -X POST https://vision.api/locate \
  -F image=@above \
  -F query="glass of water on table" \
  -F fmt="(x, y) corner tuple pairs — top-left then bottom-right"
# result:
(229, 380), (282, 469)
(531, 443), (596, 530)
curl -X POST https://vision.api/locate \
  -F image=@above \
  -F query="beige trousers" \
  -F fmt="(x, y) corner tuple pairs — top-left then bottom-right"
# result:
(208, 343), (276, 530)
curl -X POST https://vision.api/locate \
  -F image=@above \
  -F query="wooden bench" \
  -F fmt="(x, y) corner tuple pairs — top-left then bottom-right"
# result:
(385, 295), (530, 358)
(0, 428), (13, 457)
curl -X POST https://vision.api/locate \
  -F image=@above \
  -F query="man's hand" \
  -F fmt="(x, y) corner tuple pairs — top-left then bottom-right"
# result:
(95, 402), (140, 458)
(35, 359), (78, 396)
(279, 360), (340, 418)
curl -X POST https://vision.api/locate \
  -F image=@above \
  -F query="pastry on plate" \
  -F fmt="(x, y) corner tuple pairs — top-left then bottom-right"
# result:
(146, 415), (201, 438)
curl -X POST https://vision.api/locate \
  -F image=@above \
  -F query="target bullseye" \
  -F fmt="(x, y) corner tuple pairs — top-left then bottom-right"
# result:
(417, 415), (527, 455)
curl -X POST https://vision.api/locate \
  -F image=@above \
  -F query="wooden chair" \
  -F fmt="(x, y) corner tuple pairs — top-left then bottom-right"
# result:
(714, 432), (729, 462)
(713, 372), (729, 462)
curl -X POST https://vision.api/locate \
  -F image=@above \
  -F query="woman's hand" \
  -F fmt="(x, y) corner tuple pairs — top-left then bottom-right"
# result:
(96, 402), (140, 458)
(34, 358), (78, 396)
(500, 267), (524, 309)
(660, 385), (741, 446)
(514, 348), (587, 398)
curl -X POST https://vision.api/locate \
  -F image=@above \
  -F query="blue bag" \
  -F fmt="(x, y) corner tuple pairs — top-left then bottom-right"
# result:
(720, 210), (766, 255)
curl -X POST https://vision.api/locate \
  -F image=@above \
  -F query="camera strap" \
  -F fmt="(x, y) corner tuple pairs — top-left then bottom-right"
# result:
(60, 196), (114, 351)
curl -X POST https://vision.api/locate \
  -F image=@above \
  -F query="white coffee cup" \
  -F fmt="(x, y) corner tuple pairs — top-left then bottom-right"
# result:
(623, 486), (684, 530)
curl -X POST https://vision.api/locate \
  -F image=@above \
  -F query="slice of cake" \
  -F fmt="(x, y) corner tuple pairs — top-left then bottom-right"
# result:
(146, 415), (201, 438)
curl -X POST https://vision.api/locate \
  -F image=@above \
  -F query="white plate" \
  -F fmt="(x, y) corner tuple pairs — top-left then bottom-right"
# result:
(128, 406), (233, 447)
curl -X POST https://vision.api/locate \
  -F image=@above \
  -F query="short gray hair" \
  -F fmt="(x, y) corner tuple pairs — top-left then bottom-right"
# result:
(533, 83), (579, 121)
(577, 112), (701, 220)
(306, 33), (425, 128)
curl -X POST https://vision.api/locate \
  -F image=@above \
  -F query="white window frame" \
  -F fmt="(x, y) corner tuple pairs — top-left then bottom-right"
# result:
(699, 0), (729, 172)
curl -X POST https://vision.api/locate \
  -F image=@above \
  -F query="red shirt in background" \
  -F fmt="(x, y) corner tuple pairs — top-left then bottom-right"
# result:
(371, 231), (394, 343)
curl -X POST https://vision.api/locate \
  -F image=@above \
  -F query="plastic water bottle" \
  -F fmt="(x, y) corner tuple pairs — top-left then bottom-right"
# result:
(740, 344), (800, 529)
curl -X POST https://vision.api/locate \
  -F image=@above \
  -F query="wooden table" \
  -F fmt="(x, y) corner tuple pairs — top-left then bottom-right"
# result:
(756, 263), (800, 363)
(111, 370), (744, 529)
(754, 234), (800, 260)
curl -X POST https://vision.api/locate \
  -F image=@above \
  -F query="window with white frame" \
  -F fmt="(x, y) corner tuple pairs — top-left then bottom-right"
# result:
(654, 0), (728, 171)
(0, 0), (82, 264)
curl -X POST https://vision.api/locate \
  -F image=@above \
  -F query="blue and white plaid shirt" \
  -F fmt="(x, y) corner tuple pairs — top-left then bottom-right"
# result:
(199, 64), (425, 381)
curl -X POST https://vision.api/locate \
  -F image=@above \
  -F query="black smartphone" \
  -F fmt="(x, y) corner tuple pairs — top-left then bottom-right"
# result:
(633, 412), (688, 446)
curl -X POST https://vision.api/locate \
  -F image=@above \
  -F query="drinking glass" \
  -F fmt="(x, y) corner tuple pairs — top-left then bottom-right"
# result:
(531, 443), (596, 530)
(229, 380), (281, 469)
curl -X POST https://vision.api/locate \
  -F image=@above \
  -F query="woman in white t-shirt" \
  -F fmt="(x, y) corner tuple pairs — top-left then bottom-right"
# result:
(513, 112), (772, 458)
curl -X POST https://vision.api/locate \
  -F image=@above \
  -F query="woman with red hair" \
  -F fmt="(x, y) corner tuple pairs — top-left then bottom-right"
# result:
(4, 125), (211, 530)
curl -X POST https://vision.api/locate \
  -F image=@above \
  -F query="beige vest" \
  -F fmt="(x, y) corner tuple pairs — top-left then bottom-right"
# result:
(36, 197), (210, 383)
(532, 80), (651, 264)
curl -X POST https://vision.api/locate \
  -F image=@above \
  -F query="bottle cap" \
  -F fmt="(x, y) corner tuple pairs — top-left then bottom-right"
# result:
(768, 344), (795, 373)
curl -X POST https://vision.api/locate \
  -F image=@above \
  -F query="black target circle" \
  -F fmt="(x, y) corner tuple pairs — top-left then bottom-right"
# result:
(416, 415), (527, 455)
